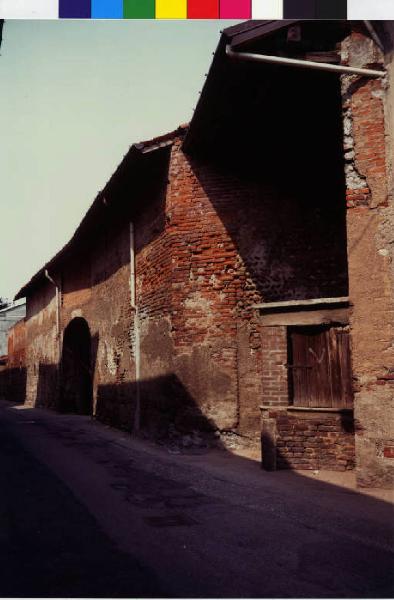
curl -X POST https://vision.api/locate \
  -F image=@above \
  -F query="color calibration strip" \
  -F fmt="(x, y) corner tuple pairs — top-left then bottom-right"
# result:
(0, 0), (392, 19)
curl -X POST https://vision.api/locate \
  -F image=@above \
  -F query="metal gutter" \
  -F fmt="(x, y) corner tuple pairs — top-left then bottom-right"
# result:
(129, 222), (141, 433)
(226, 44), (386, 78)
(364, 21), (384, 52)
(135, 140), (174, 155)
(44, 269), (62, 361)
(253, 296), (350, 310)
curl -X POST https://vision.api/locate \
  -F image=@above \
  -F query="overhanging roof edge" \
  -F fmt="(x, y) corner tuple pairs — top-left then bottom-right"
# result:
(15, 127), (187, 301)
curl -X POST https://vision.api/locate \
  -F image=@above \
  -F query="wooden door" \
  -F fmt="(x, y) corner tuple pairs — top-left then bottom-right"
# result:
(289, 325), (353, 408)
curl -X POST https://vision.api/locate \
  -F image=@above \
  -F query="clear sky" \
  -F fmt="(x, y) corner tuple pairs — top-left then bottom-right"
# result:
(0, 19), (238, 301)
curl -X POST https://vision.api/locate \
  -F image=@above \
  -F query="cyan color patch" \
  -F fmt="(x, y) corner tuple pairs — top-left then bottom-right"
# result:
(91, 0), (123, 18)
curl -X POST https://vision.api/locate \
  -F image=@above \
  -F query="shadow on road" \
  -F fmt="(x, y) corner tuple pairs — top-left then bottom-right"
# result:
(1, 397), (393, 598)
(0, 420), (165, 598)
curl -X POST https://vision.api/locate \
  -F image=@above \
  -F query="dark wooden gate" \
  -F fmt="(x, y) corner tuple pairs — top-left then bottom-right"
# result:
(288, 325), (353, 408)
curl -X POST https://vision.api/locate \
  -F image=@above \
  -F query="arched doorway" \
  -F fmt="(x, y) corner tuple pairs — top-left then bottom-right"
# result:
(60, 317), (93, 415)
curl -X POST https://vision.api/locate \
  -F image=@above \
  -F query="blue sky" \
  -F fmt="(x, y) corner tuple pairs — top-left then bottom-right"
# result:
(0, 19), (238, 300)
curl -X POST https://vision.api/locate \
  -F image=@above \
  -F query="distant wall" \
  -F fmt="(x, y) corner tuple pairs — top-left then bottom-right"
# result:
(0, 302), (26, 356)
(0, 318), (27, 403)
(25, 279), (59, 408)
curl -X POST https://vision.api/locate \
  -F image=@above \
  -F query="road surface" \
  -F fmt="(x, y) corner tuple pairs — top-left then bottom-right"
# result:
(0, 400), (393, 598)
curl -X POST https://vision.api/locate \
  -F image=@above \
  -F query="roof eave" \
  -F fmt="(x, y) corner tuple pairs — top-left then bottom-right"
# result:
(15, 126), (187, 301)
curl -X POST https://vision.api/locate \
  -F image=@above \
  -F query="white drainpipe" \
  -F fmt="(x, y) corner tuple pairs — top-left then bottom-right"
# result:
(44, 269), (61, 360)
(129, 222), (141, 432)
(226, 45), (386, 78)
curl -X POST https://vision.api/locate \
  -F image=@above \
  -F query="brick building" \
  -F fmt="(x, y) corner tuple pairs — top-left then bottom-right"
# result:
(10, 20), (394, 487)
(0, 301), (26, 356)
(0, 302), (26, 402)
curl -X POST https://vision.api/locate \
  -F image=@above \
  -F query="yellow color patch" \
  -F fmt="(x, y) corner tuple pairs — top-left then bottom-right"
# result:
(156, 0), (187, 18)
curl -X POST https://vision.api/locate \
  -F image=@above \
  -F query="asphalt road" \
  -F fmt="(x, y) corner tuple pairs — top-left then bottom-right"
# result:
(0, 400), (393, 598)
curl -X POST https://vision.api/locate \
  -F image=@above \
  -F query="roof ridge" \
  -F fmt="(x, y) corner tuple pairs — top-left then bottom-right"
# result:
(134, 124), (188, 150)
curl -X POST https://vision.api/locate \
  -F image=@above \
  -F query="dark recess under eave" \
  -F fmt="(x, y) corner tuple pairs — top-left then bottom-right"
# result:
(183, 20), (365, 158)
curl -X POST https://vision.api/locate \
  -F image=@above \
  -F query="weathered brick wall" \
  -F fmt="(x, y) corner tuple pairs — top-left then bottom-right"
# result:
(20, 111), (350, 449)
(25, 281), (58, 408)
(61, 222), (135, 430)
(6, 319), (27, 403)
(16, 26), (393, 488)
(262, 408), (355, 471)
(0, 362), (7, 401)
(237, 318), (264, 437)
(143, 132), (348, 440)
(23, 220), (135, 426)
(341, 32), (394, 487)
(19, 65), (349, 445)
(8, 318), (26, 366)
(165, 146), (240, 433)
(258, 30), (393, 482)
(260, 326), (288, 408)
(135, 181), (174, 436)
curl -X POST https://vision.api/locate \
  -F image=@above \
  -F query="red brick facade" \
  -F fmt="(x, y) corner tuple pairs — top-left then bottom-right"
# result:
(260, 30), (393, 481)
(260, 327), (288, 408)
(342, 32), (394, 488)
(7, 319), (26, 369)
(0, 319), (27, 404)
(262, 407), (355, 471)
(17, 130), (349, 445)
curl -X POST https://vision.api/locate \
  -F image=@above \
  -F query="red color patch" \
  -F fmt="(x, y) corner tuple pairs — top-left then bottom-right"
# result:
(188, 0), (219, 17)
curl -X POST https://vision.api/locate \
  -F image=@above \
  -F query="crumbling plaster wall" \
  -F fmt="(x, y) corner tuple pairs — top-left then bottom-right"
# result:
(23, 221), (135, 425)
(22, 93), (354, 453)
(7, 319), (27, 403)
(0, 318), (26, 403)
(25, 281), (59, 407)
(61, 222), (135, 429)
(134, 185), (174, 435)
(8, 318), (26, 366)
(341, 30), (394, 487)
(149, 135), (348, 440)
(21, 65), (364, 454)
(17, 28), (394, 488)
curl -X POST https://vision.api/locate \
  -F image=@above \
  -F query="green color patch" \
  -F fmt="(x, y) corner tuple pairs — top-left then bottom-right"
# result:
(123, 0), (155, 17)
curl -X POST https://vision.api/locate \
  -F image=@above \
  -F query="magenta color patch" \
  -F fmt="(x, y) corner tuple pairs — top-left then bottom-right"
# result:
(220, 0), (251, 17)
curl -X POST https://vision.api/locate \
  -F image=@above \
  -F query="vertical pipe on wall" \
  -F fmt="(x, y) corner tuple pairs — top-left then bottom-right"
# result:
(44, 269), (61, 361)
(129, 222), (136, 307)
(130, 222), (141, 432)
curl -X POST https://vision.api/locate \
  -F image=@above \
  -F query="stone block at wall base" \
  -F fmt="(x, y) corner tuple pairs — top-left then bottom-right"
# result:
(261, 406), (355, 472)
